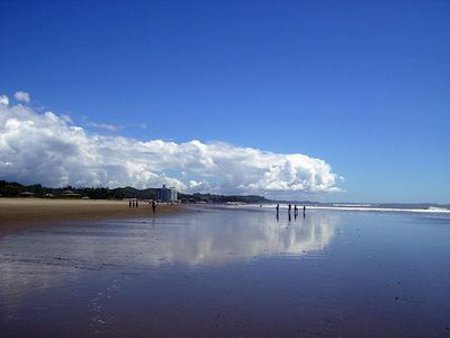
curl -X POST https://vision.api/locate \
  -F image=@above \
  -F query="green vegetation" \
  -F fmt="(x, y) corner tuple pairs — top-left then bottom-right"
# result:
(0, 180), (156, 199)
(178, 193), (270, 204)
(0, 180), (271, 204)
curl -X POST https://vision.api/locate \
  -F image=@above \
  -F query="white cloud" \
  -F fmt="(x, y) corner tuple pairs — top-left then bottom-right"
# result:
(0, 98), (342, 197)
(86, 122), (120, 132)
(0, 95), (9, 105)
(13, 91), (30, 103)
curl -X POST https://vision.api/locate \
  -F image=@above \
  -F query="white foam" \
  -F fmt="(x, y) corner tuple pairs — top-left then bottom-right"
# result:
(245, 204), (450, 214)
(426, 206), (450, 212)
(308, 205), (450, 214)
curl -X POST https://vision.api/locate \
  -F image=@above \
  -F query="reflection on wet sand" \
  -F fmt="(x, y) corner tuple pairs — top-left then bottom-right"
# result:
(150, 209), (338, 265)
(2, 208), (450, 337)
(0, 209), (339, 293)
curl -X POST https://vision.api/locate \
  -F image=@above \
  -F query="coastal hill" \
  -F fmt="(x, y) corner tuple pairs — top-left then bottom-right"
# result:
(1, 181), (448, 209)
(0, 180), (270, 204)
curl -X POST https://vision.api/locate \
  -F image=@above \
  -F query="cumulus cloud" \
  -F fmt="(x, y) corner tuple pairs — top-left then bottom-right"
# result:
(13, 91), (30, 103)
(0, 95), (9, 105)
(0, 95), (342, 196)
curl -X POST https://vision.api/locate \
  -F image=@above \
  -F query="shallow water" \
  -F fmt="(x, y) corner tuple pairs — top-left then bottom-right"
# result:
(1, 206), (450, 337)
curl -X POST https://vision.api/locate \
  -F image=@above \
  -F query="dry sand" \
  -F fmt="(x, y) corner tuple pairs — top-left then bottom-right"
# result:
(0, 198), (181, 233)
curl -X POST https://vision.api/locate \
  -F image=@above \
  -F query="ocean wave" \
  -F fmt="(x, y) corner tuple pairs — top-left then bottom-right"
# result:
(307, 205), (450, 214)
(248, 204), (450, 214)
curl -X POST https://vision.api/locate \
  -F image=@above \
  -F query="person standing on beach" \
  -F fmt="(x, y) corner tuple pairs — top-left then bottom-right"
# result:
(136, 200), (139, 208)
(129, 200), (132, 208)
(288, 203), (291, 214)
(152, 200), (157, 214)
(303, 205), (306, 215)
(276, 204), (280, 213)
(294, 205), (298, 215)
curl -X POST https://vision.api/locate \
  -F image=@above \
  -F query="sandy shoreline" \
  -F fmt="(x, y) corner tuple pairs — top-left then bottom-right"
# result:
(0, 198), (182, 233)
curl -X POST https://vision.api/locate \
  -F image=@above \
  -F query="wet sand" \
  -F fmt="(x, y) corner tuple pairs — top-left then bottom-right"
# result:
(1, 206), (450, 337)
(0, 198), (181, 232)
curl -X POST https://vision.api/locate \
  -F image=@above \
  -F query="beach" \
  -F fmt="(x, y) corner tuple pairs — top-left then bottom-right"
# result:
(1, 206), (449, 337)
(0, 198), (180, 232)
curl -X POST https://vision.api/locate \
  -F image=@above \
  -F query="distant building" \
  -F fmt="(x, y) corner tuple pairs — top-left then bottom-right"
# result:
(155, 185), (178, 202)
(19, 191), (34, 198)
(59, 190), (82, 199)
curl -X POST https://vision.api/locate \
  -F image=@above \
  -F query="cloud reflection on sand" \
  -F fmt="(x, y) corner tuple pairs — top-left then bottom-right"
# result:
(145, 209), (339, 266)
(0, 209), (339, 305)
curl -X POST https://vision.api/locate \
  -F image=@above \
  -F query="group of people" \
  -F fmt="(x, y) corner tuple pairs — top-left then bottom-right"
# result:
(128, 199), (139, 208)
(128, 199), (158, 214)
(275, 203), (306, 218)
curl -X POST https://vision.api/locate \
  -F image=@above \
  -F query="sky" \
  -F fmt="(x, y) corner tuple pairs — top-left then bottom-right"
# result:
(1, 0), (449, 203)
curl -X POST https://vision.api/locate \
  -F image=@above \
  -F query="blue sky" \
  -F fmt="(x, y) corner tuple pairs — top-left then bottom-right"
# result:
(1, 0), (449, 203)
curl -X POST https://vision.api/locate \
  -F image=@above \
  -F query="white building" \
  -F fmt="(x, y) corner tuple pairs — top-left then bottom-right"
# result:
(155, 184), (178, 202)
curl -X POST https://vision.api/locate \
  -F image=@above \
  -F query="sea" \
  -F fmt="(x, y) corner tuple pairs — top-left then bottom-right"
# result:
(1, 204), (449, 337)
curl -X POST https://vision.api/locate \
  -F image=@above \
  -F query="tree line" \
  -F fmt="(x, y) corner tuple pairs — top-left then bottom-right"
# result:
(0, 180), (270, 204)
